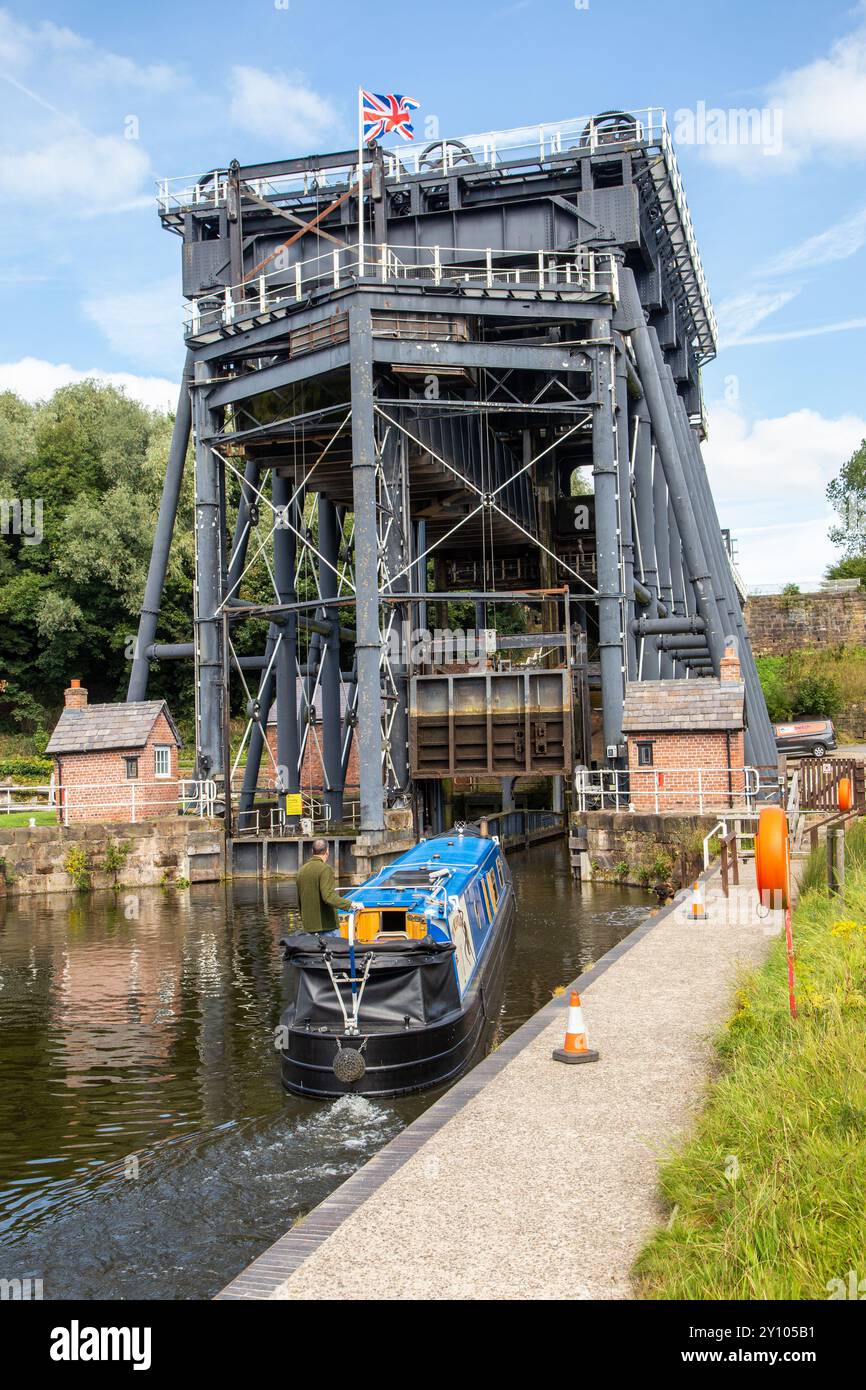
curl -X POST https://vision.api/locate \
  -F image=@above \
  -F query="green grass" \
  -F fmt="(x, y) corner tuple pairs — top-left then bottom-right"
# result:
(0, 810), (58, 828)
(634, 823), (866, 1300)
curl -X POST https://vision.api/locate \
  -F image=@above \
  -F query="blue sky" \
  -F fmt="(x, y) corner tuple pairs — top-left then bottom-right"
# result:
(1, 0), (864, 586)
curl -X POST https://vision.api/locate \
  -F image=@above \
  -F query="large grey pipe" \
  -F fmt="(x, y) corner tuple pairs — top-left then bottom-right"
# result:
(632, 396), (659, 678)
(617, 267), (726, 672)
(591, 322), (625, 756)
(127, 353), (192, 701)
(651, 443), (674, 678)
(653, 341), (776, 766)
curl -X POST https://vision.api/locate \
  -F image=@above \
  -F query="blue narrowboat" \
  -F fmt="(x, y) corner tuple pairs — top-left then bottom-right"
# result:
(279, 830), (516, 1098)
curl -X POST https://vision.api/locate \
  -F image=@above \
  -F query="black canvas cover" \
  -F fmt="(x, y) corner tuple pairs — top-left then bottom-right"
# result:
(281, 934), (460, 1030)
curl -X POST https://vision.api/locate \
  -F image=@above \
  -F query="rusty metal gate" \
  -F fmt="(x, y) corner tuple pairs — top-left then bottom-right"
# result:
(409, 669), (572, 778)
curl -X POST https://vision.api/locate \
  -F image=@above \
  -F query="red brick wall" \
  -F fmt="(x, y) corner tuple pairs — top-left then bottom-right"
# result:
(264, 725), (359, 795)
(54, 714), (180, 824)
(626, 730), (746, 811)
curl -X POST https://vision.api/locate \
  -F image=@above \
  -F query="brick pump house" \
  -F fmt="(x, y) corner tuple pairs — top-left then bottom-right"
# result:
(47, 681), (182, 824)
(621, 647), (747, 812)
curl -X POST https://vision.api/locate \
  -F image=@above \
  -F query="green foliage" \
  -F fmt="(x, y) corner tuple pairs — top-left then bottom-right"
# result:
(755, 655), (842, 721)
(795, 673), (842, 720)
(613, 859), (629, 879)
(635, 821), (866, 1299)
(0, 755), (53, 778)
(780, 581), (800, 595)
(649, 852), (673, 879)
(103, 839), (132, 883)
(0, 382), (196, 732)
(827, 437), (866, 558)
(64, 845), (91, 892)
(825, 554), (866, 585)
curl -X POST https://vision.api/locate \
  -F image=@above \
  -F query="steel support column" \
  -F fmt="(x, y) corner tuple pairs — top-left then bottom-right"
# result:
(128, 354), (192, 701)
(192, 360), (225, 779)
(591, 324), (624, 757)
(618, 267), (726, 672)
(272, 473), (300, 823)
(318, 495), (345, 822)
(349, 304), (386, 833)
(615, 338), (637, 679)
(652, 444), (674, 678)
(632, 398), (659, 679)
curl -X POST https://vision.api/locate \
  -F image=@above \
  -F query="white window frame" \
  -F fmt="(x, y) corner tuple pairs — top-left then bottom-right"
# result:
(154, 744), (172, 779)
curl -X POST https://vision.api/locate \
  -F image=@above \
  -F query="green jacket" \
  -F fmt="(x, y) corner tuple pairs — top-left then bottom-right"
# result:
(296, 856), (354, 934)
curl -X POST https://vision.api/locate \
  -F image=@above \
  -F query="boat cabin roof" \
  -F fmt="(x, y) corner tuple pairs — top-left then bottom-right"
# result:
(356, 833), (502, 911)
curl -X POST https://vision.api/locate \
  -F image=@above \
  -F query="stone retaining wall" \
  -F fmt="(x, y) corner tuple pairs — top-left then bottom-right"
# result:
(571, 810), (721, 887)
(745, 590), (866, 656)
(0, 817), (224, 897)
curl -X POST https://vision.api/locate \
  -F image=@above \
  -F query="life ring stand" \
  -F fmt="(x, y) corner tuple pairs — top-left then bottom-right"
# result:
(838, 777), (853, 813)
(754, 805), (790, 910)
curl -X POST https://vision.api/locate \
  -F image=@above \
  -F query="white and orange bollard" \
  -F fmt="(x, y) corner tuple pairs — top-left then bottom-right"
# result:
(552, 990), (599, 1065)
(689, 880), (708, 921)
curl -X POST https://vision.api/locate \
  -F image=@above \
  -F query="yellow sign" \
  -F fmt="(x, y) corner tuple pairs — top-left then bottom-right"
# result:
(285, 793), (303, 815)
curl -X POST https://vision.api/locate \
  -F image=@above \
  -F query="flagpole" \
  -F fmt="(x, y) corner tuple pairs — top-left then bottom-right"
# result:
(357, 87), (364, 278)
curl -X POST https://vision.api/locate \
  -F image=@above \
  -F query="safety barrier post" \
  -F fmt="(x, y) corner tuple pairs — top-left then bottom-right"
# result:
(827, 826), (845, 893)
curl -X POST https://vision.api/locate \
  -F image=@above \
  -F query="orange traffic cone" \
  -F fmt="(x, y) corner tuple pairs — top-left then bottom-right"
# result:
(552, 990), (599, 1065)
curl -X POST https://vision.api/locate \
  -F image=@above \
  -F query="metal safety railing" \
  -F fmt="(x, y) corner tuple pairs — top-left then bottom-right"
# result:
(574, 766), (763, 815)
(183, 241), (617, 335)
(231, 789), (361, 837)
(0, 779), (218, 825)
(159, 106), (715, 357)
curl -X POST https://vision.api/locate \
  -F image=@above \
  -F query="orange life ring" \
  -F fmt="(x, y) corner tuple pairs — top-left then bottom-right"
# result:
(755, 804), (790, 909)
(838, 777), (853, 813)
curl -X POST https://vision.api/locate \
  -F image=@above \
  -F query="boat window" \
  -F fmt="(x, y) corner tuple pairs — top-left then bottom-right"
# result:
(379, 869), (434, 887)
(479, 879), (492, 923)
(486, 870), (499, 911)
(379, 909), (408, 936)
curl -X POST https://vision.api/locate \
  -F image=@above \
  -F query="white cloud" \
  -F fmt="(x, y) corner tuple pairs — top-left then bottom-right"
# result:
(764, 206), (866, 275)
(716, 288), (800, 346)
(82, 278), (180, 372)
(0, 357), (179, 412)
(686, 7), (866, 175)
(704, 402), (866, 586)
(0, 9), (178, 90)
(0, 133), (152, 215)
(769, 18), (866, 167)
(228, 66), (341, 146)
(724, 317), (866, 348)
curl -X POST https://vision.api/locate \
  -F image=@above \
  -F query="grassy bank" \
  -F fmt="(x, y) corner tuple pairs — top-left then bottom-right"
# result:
(634, 825), (866, 1299)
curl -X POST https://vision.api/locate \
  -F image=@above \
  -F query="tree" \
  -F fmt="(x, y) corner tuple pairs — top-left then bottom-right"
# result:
(825, 554), (866, 585)
(0, 383), (196, 732)
(827, 438), (866, 557)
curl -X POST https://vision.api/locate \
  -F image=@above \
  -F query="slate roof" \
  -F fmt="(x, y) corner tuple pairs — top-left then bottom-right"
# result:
(621, 679), (745, 733)
(46, 701), (183, 755)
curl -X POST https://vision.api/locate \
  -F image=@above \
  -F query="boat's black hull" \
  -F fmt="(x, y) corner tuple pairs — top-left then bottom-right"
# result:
(280, 895), (515, 1098)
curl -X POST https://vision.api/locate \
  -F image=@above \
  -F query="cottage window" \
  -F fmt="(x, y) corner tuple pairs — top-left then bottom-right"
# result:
(636, 741), (654, 767)
(154, 745), (171, 778)
(125, 756), (140, 780)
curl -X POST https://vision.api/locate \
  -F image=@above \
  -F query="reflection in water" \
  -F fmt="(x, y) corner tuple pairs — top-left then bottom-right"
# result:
(0, 841), (648, 1299)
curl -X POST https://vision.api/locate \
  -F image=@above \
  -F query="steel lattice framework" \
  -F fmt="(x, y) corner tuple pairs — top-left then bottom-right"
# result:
(129, 109), (775, 845)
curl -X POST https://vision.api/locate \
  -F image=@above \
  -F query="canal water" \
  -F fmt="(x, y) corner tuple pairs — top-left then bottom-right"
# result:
(0, 841), (649, 1300)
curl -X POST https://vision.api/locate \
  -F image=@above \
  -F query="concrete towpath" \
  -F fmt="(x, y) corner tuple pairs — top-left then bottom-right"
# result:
(219, 863), (779, 1301)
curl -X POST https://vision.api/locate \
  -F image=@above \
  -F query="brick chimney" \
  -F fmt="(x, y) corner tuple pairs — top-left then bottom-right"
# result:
(719, 645), (741, 683)
(64, 678), (88, 710)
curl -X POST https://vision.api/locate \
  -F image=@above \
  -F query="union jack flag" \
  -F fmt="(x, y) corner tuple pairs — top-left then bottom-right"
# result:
(362, 91), (420, 144)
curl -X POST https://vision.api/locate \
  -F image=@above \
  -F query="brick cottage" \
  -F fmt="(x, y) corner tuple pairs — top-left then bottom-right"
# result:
(621, 647), (747, 811)
(46, 681), (183, 823)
